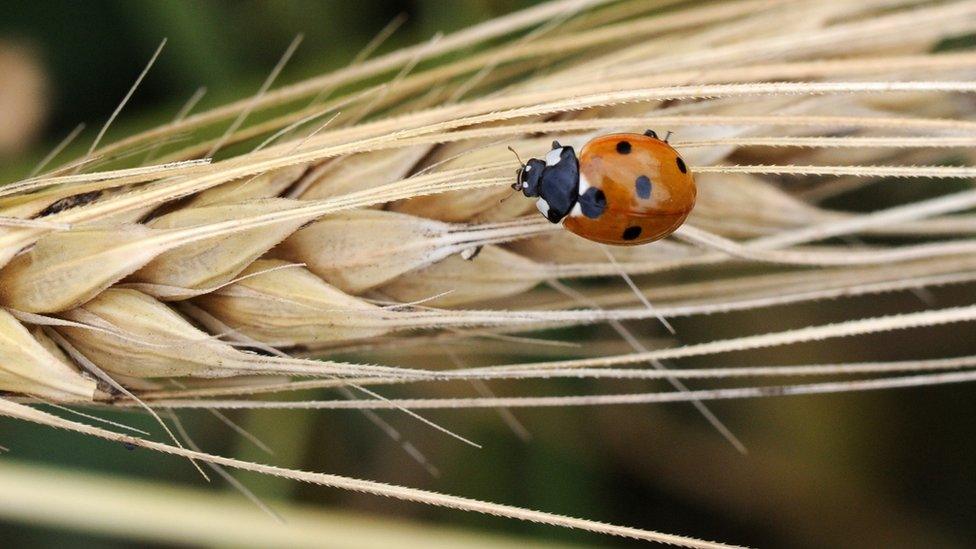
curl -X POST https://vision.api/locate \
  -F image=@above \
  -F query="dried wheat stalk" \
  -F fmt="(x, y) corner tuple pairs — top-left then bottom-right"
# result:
(3, 0), (976, 545)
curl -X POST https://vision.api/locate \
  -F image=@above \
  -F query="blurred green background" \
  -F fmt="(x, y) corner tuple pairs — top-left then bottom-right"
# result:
(3, 2), (976, 548)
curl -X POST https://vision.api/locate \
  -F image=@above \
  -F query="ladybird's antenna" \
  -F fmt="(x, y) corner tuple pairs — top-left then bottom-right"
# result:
(663, 131), (673, 143)
(507, 146), (525, 167)
(499, 189), (519, 204)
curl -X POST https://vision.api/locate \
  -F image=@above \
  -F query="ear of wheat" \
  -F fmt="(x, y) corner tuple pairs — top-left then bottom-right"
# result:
(3, 0), (976, 546)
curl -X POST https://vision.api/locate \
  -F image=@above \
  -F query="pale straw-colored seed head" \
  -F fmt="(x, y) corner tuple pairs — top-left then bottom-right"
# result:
(4, 0), (976, 544)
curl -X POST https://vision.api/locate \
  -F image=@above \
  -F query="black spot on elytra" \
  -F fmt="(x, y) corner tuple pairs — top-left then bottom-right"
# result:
(676, 156), (687, 173)
(616, 140), (632, 154)
(579, 187), (606, 219)
(635, 175), (651, 199)
(622, 226), (642, 241)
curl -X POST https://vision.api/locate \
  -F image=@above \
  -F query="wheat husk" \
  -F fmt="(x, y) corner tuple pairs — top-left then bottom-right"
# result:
(194, 259), (392, 346)
(0, 309), (96, 401)
(131, 198), (311, 292)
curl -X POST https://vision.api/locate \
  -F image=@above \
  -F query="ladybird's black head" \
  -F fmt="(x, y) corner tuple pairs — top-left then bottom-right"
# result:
(512, 143), (580, 223)
(513, 158), (546, 196)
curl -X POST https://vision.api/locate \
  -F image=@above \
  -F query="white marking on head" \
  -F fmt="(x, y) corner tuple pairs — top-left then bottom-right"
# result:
(545, 147), (563, 166)
(536, 198), (551, 218)
(524, 164), (532, 172)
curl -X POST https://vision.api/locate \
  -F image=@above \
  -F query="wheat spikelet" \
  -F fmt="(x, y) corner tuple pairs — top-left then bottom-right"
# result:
(194, 259), (393, 347)
(4, 0), (976, 545)
(0, 309), (96, 401)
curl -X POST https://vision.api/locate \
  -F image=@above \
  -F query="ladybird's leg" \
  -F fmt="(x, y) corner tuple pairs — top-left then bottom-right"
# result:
(663, 130), (672, 143)
(643, 129), (658, 139)
(551, 140), (561, 149)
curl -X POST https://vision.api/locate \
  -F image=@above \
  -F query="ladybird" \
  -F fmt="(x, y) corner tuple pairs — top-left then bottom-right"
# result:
(512, 130), (696, 245)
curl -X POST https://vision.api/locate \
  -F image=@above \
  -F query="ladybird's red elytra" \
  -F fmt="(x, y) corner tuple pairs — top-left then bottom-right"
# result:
(512, 131), (696, 246)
